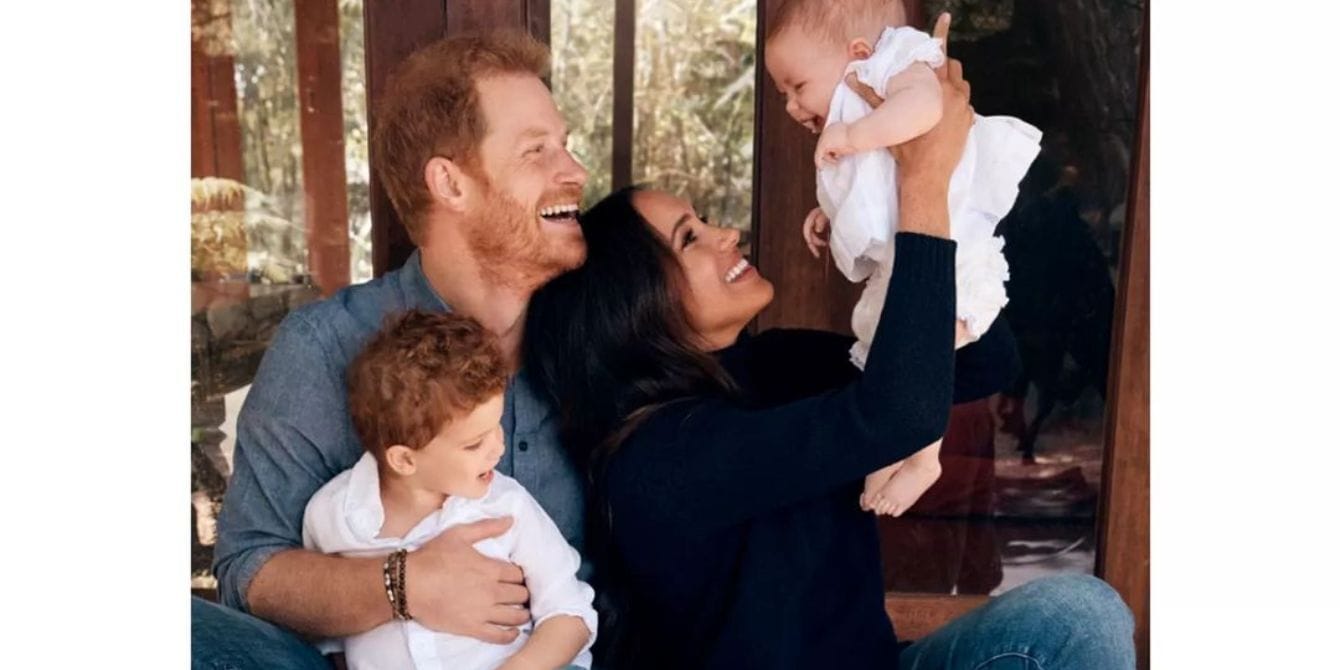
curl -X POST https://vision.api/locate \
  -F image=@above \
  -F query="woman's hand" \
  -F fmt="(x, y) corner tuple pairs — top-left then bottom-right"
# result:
(841, 12), (972, 191)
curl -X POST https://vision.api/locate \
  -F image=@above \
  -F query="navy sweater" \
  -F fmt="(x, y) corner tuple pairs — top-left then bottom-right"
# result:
(602, 234), (1017, 669)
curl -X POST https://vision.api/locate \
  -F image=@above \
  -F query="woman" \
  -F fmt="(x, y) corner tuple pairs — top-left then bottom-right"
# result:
(524, 58), (1134, 669)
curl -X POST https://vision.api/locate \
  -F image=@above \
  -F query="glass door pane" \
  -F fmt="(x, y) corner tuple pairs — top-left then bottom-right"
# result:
(880, 0), (1145, 596)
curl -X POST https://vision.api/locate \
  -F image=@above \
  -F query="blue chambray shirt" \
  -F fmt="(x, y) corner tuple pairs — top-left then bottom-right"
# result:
(212, 250), (587, 613)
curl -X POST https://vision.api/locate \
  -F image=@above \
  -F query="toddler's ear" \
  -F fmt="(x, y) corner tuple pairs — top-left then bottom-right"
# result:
(847, 38), (874, 61)
(385, 445), (418, 476)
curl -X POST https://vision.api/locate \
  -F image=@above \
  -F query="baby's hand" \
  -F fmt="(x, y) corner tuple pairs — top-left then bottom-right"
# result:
(802, 207), (830, 259)
(815, 122), (856, 168)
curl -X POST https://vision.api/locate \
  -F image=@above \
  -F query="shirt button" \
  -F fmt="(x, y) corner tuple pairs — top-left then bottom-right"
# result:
(518, 440), (529, 452)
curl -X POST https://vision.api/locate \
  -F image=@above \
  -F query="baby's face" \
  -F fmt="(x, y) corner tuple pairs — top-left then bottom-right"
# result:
(764, 27), (853, 133)
(413, 394), (507, 499)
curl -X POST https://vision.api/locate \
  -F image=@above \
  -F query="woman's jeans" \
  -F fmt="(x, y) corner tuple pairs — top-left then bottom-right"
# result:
(192, 574), (1135, 669)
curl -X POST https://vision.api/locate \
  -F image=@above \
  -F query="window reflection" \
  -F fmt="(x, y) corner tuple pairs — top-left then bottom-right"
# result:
(878, 0), (1143, 596)
(190, 0), (370, 591)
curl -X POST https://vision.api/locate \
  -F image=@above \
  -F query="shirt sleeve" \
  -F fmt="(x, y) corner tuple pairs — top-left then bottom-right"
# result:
(212, 311), (354, 613)
(609, 233), (957, 533)
(509, 486), (598, 654)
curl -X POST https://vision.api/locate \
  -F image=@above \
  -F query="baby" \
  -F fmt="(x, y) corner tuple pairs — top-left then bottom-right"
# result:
(764, 0), (1041, 516)
(302, 310), (597, 670)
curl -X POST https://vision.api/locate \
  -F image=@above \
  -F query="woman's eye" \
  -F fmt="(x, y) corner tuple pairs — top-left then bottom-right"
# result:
(683, 230), (697, 247)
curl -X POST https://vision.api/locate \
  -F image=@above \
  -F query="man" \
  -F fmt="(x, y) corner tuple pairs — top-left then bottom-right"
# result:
(193, 31), (589, 667)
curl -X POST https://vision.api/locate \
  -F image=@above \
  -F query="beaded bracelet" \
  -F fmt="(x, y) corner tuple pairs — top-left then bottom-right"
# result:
(382, 549), (411, 621)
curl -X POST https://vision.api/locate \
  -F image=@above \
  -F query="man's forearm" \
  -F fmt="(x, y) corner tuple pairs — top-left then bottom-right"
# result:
(246, 548), (391, 638)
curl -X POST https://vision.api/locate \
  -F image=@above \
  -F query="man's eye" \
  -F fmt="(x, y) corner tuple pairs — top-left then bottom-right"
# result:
(525, 144), (544, 156)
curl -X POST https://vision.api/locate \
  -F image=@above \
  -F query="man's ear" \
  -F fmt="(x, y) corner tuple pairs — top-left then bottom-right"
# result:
(847, 38), (874, 61)
(384, 445), (418, 477)
(424, 156), (475, 213)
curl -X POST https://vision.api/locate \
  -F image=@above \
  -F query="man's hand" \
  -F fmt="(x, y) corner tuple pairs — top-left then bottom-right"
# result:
(404, 516), (531, 643)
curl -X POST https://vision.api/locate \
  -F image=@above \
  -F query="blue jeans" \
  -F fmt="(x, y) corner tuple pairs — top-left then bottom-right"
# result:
(899, 574), (1137, 669)
(192, 597), (331, 670)
(192, 597), (587, 669)
(194, 574), (1134, 669)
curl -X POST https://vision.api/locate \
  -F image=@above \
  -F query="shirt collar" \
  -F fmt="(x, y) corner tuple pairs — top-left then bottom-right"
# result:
(343, 452), (388, 541)
(399, 249), (453, 314)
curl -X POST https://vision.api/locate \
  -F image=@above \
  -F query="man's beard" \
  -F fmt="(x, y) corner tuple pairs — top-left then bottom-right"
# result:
(464, 181), (585, 291)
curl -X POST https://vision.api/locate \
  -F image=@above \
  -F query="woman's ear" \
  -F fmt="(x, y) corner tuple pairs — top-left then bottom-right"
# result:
(384, 445), (417, 477)
(847, 38), (874, 61)
(424, 156), (474, 213)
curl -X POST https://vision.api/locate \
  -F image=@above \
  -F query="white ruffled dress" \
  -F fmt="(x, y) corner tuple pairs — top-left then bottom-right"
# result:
(817, 26), (1042, 368)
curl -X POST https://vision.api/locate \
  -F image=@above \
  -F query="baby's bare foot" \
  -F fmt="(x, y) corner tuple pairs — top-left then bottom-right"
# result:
(870, 460), (942, 517)
(861, 463), (901, 511)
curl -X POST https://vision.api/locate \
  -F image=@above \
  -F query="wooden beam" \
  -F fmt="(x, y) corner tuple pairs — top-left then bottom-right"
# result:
(1095, 10), (1150, 670)
(902, 0), (927, 31)
(191, 0), (244, 181)
(295, 0), (351, 295)
(753, 0), (862, 333)
(364, 0), (447, 276)
(611, 0), (635, 191)
(885, 593), (990, 642)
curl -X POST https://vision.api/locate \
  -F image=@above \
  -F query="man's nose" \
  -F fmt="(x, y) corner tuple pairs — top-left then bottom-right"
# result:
(556, 147), (589, 190)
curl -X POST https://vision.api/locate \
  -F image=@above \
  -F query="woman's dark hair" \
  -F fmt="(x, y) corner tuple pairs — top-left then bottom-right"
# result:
(523, 186), (739, 664)
(524, 185), (738, 476)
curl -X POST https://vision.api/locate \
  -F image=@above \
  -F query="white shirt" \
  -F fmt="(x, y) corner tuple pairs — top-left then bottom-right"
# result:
(302, 453), (598, 670)
(818, 26), (1042, 367)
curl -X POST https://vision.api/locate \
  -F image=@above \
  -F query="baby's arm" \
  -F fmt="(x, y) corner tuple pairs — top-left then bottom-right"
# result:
(851, 63), (943, 150)
(817, 63), (943, 168)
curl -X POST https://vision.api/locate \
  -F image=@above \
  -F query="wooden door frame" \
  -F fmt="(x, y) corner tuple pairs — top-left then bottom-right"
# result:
(1093, 10), (1150, 668)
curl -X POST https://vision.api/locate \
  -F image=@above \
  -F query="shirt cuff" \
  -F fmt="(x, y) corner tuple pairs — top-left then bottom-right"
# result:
(217, 543), (289, 614)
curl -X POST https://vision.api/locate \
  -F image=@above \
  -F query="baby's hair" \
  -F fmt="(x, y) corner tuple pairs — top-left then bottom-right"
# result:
(765, 0), (905, 47)
(347, 310), (509, 460)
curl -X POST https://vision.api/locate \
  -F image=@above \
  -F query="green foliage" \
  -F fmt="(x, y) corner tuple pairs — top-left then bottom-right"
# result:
(553, 0), (757, 234)
(211, 0), (372, 282)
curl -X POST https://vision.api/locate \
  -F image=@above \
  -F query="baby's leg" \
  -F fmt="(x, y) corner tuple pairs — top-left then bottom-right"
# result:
(861, 462), (902, 511)
(871, 440), (943, 517)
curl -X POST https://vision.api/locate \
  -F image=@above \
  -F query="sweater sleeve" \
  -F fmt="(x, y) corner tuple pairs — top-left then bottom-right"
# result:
(608, 233), (956, 532)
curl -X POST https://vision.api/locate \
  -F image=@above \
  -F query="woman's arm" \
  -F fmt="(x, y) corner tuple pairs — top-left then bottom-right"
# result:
(609, 31), (974, 533)
(610, 233), (954, 532)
